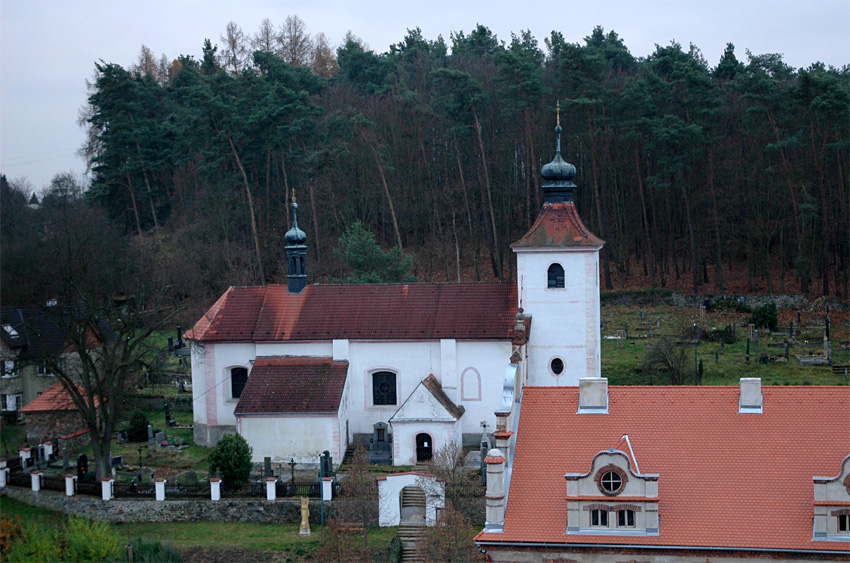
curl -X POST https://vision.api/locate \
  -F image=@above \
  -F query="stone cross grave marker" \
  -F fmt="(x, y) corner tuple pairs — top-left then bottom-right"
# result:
(147, 425), (155, 446)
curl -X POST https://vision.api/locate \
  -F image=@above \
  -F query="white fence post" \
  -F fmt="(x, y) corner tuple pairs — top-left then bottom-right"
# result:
(155, 478), (166, 501)
(266, 477), (276, 501)
(210, 478), (221, 501)
(30, 470), (42, 492)
(65, 475), (76, 496)
(101, 478), (113, 501)
(322, 477), (333, 501)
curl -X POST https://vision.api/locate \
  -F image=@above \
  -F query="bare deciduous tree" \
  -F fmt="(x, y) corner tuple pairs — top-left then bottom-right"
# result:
(278, 15), (313, 66)
(252, 18), (280, 55)
(220, 21), (250, 74)
(311, 32), (339, 77)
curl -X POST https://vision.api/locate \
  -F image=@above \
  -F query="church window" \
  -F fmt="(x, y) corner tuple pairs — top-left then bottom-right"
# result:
(840, 514), (850, 533)
(591, 509), (608, 527)
(372, 371), (397, 405)
(230, 367), (248, 399)
(617, 509), (636, 528)
(550, 357), (564, 376)
(547, 263), (565, 288)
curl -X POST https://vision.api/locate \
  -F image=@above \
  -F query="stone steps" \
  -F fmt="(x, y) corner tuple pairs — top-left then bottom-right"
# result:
(398, 523), (425, 563)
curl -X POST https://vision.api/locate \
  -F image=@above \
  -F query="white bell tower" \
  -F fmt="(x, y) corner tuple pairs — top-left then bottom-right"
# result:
(512, 107), (604, 386)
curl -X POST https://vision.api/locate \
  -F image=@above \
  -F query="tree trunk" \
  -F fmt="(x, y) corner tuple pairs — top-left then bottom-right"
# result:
(368, 142), (403, 252)
(472, 109), (502, 280)
(634, 148), (656, 287)
(586, 109), (613, 290)
(455, 141), (480, 281)
(226, 135), (266, 285)
(125, 175), (143, 237)
(707, 152), (724, 293)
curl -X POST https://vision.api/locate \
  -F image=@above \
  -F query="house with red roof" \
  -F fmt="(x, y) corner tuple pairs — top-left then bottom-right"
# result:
(19, 381), (95, 444)
(189, 116), (604, 466)
(476, 378), (850, 561)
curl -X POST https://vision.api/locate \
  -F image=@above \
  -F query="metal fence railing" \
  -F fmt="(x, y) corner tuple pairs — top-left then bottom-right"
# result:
(275, 480), (321, 497)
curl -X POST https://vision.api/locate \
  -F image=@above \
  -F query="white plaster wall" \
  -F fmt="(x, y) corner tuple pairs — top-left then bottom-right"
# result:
(575, 453), (645, 497)
(378, 473), (445, 526)
(515, 248), (601, 386)
(211, 343), (256, 427)
(255, 341), (333, 357)
(239, 415), (339, 463)
(455, 341), (512, 435)
(190, 342), (207, 426)
(392, 421), (461, 466)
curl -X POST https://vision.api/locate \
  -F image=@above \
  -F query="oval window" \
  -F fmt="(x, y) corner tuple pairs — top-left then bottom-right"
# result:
(550, 357), (564, 375)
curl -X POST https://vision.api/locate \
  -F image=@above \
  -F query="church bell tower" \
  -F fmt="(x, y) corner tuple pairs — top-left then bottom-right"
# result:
(511, 106), (604, 386)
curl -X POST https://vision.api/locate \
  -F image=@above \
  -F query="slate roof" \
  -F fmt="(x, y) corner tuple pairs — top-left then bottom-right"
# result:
(477, 385), (850, 553)
(20, 382), (97, 413)
(234, 357), (348, 415)
(511, 202), (604, 248)
(189, 283), (518, 343)
(1, 306), (68, 358)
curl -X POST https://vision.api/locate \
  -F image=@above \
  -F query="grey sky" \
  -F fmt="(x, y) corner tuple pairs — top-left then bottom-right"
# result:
(1, 0), (848, 192)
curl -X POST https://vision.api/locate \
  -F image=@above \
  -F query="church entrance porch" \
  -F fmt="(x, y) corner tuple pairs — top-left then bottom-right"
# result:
(415, 433), (432, 463)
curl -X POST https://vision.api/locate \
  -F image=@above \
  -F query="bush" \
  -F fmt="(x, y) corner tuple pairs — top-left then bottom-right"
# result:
(128, 537), (183, 562)
(64, 517), (121, 562)
(125, 410), (151, 442)
(207, 433), (253, 484)
(751, 302), (778, 331)
(4, 524), (62, 563)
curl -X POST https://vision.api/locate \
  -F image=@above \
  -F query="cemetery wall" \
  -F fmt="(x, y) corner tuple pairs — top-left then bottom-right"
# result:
(669, 293), (807, 310)
(1, 487), (331, 524)
(128, 395), (192, 412)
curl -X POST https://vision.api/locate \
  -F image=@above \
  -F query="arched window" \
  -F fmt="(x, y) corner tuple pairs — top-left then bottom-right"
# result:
(230, 367), (248, 399)
(372, 371), (397, 405)
(547, 263), (565, 288)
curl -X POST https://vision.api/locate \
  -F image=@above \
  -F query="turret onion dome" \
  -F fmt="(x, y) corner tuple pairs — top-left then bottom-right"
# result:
(285, 202), (307, 245)
(540, 125), (577, 183)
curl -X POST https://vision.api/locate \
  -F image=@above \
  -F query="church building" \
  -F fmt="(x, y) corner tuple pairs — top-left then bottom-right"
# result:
(188, 117), (603, 466)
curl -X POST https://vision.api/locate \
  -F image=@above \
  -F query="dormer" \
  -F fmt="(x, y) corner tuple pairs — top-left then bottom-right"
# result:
(813, 454), (850, 541)
(564, 448), (659, 536)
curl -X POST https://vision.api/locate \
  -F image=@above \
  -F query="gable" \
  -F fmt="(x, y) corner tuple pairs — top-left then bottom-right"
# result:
(390, 375), (464, 422)
(190, 282), (519, 343)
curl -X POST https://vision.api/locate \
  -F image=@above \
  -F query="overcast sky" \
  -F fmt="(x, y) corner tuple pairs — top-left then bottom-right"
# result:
(1, 0), (848, 192)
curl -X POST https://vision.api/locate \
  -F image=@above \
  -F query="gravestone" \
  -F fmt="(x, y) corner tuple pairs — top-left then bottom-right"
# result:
(699, 306), (707, 329)
(754, 330), (759, 351)
(791, 320), (796, 339)
(147, 425), (155, 446)
(111, 455), (123, 468)
(639, 310), (645, 322)
(118, 429), (128, 443)
(656, 316), (661, 329)
(369, 422), (392, 464)
(77, 453), (88, 480)
(649, 326), (654, 338)
(62, 445), (70, 472)
(264, 457), (273, 478)
(155, 430), (167, 446)
(624, 322), (629, 340)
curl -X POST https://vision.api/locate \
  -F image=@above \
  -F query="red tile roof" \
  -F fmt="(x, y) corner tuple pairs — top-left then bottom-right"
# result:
(511, 202), (604, 248)
(191, 283), (518, 343)
(477, 385), (850, 553)
(20, 382), (97, 413)
(421, 374), (465, 420)
(234, 357), (348, 415)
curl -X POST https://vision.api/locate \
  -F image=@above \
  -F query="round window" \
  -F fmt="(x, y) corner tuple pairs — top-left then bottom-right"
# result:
(550, 357), (564, 376)
(600, 471), (623, 495)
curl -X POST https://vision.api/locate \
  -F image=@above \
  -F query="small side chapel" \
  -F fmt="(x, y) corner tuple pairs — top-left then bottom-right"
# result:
(188, 116), (604, 466)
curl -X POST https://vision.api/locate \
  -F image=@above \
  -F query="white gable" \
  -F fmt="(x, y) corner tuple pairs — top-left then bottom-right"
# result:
(390, 378), (460, 423)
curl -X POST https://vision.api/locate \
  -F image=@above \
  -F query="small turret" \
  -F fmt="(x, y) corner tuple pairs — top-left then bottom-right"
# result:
(285, 195), (307, 293)
(540, 102), (577, 203)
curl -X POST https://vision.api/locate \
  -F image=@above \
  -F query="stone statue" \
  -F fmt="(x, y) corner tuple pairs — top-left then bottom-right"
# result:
(299, 496), (311, 536)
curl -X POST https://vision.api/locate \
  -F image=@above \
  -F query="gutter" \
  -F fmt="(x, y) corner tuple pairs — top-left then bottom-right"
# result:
(473, 540), (849, 557)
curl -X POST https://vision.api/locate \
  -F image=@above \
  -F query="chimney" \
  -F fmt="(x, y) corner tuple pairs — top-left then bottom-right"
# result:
(578, 378), (608, 414)
(484, 448), (506, 531)
(739, 378), (763, 413)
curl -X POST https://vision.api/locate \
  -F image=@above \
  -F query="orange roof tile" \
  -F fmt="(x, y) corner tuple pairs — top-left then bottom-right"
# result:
(20, 382), (96, 413)
(190, 283), (518, 343)
(477, 385), (850, 553)
(511, 202), (604, 248)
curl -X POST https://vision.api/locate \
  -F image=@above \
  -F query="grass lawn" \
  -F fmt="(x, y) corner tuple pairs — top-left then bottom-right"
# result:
(0, 496), (67, 529)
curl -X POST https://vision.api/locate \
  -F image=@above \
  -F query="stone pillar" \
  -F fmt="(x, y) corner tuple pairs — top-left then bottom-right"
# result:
(65, 475), (76, 496)
(210, 478), (221, 501)
(19, 448), (31, 468)
(485, 448), (506, 527)
(101, 478), (113, 501)
(322, 477), (333, 501)
(31, 470), (42, 492)
(155, 478), (166, 501)
(0, 460), (7, 489)
(266, 477), (276, 501)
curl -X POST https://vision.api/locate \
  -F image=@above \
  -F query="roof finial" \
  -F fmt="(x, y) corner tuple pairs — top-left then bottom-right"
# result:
(555, 102), (563, 154)
(556, 100), (561, 127)
(291, 188), (297, 206)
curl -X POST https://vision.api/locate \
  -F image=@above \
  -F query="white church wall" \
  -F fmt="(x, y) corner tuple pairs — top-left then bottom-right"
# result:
(238, 414), (339, 464)
(190, 342), (207, 427)
(255, 341), (333, 357)
(392, 421), (462, 466)
(378, 473), (445, 527)
(456, 341), (512, 435)
(515, 248), (600, 386)
(210, 342), (256, 427)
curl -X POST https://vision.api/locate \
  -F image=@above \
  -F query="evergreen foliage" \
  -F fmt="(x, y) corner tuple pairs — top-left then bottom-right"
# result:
(207, 433), (253, 484)
(125, 410), (151, 442)
(750, 302), (779, 331)
(334, 221), (416, 283)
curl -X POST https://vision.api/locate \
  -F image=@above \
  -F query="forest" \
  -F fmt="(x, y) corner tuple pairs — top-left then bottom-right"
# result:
(2, 17), (848, 320)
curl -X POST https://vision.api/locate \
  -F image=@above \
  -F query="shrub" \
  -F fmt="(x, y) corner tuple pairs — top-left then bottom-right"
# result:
(128, 537), (183, 562)
(64, 517), (121, 562)
(750, 302), (778, 331)
(125, 410), (151, 442)
(4, 524), (62, 563)
(207, 433), (253, 484)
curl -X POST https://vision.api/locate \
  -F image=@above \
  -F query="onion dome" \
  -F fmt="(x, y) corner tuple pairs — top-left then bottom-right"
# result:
(285, 202), (307, 246)
(541, 109), (578, 203)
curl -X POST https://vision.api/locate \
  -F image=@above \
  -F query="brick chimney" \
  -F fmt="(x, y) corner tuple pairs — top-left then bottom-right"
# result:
(484, 448), (506, 531)
(739, 378), (763, 413)
(578, 378), (608, 414)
